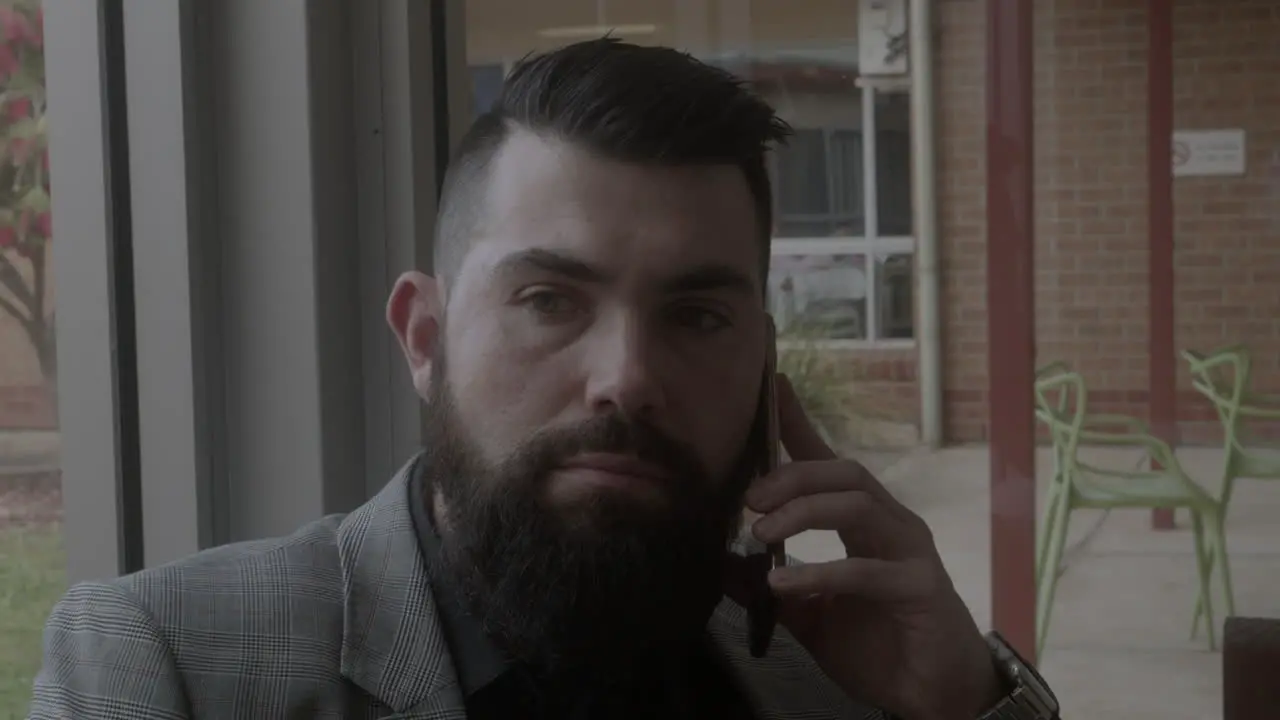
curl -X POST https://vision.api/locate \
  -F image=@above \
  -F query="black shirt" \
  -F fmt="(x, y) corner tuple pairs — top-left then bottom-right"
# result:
(407, 462), (758, 719)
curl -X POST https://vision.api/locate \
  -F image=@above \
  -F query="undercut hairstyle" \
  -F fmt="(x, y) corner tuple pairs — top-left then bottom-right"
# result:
(432, 37), (792, 286)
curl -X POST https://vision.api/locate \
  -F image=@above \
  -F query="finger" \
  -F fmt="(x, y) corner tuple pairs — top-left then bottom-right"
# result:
(775, 373), (838, 462)
(751, 490), (904, 554)
(746, 458), (911, 520)
(769, 557), (927, 602)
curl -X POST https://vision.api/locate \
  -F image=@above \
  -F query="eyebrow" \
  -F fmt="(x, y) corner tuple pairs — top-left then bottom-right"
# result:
(492, 248), (607, 283)
(491, 248), (757, 298)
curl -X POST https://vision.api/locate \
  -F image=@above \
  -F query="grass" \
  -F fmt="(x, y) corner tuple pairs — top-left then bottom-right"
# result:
(0, 523), (64, 720)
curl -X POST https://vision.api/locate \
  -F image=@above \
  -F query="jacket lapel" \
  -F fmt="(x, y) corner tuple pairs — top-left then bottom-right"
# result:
(337, 461), (468, 719)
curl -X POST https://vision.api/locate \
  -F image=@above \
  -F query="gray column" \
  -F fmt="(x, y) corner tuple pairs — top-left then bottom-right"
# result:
(207, 0), (368, 541)
(200, 0), (446, 542)
(53, 0), (447, 571)
(122, 0), (218, 565)
(354, 0), (441, 496)
(44, 0), (132, 583)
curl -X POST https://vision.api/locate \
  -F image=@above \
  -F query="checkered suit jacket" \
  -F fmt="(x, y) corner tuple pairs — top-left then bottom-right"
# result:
(29, 460), (887, 719)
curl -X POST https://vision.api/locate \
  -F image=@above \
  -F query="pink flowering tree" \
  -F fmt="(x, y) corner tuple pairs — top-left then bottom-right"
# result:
(0, 0), (54, 385)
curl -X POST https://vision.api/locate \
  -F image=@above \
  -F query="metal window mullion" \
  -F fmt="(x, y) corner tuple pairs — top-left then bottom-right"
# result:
(45, 0), (142, 580)
(100, 0), (146, 575)
(861, 83), (880, 341)
(120, 0), (222, 565)
(354, 0), (439, 495)
(824, 128), (840, 233)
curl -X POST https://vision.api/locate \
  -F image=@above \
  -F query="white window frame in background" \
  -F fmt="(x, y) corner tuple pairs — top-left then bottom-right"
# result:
(771, 83), (916, 350)
(770, 236), (915, 350)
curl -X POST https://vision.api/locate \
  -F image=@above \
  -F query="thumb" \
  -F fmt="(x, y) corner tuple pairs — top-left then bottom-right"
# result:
(775, 373), (837, 462)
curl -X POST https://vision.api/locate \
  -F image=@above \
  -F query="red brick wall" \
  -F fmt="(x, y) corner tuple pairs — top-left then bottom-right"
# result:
(937, 0), (1280, 443)
(794, 347), (919, 448)
(937, 0), (988, 442)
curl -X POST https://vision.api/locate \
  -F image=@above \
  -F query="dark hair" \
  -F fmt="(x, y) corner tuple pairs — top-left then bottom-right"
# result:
(433, 38), (792, 282)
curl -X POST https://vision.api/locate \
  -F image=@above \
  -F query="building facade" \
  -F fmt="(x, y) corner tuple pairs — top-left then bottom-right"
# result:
(5, 0), (1277, 446)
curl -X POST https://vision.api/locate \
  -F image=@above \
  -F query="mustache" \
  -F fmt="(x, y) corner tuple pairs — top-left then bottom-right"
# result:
(502, 413), (710, 490)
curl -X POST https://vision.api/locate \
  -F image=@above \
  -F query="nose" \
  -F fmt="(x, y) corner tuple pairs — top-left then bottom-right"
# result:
(583, 312), (666, 419)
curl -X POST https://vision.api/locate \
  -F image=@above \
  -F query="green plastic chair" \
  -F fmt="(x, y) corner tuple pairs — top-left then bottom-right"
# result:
(1183, 345), (1278, 639)
(1033, 366), (1231, 654)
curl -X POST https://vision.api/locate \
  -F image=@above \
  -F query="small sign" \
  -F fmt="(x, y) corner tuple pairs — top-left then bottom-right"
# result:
(1172, 129), (1246, 177)
(858, 0), (909, 76)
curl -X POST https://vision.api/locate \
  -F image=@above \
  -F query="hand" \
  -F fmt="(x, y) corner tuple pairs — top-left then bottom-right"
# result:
(742, 375), (1004, 720)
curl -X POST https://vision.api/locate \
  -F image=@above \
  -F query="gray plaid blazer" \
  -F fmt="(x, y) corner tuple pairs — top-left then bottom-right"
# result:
(29, 461), (884, 719)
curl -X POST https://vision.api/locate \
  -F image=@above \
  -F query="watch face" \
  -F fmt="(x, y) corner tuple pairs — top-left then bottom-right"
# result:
(986, 631), (1060, 718)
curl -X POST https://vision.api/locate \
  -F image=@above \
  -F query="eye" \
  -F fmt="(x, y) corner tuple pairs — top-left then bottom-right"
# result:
(519, 288), (582, 321)
(667, 304), (731, 334)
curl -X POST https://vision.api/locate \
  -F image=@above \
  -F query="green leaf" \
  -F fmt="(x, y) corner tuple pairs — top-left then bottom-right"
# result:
(19, 184), (47, 212)
(6, 117), (37, 140)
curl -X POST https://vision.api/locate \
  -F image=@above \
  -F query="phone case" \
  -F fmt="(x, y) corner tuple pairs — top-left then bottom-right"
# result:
(741, 315), (784, 658)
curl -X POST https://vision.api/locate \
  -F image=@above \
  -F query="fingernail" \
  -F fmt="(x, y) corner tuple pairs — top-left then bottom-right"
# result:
(751, 515), (775, 543)
(767, 566), (791, 588)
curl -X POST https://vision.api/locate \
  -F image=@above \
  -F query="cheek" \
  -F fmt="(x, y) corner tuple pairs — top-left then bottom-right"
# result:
(673, 354), (762, 481)
(444, 317), (569, 463)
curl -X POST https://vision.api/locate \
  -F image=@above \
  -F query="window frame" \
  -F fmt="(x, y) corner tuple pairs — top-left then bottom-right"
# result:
(771, 83), (916, 349)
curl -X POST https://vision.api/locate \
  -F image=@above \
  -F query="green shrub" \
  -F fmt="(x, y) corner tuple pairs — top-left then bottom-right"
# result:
(776, 321), (893, 451)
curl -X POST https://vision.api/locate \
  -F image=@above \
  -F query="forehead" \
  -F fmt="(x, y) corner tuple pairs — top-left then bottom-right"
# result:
(462, 129), (761, 286)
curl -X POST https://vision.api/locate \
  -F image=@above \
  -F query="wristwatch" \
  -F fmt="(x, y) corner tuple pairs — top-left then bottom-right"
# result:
(977, 631), (1060, 719)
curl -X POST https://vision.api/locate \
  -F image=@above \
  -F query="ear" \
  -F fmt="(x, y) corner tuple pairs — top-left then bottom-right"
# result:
(387, 271), (443, 399)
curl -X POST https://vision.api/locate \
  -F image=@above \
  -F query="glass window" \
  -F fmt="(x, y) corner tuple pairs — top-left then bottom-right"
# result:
(875, 253), (914, 340)
(769, 251), (868, 341)
(875, 91), (912, 237)
(0, 1), (65, 715)
(771, 128), (865, 238)
(455, 6), (1280, 716)
(460, 2), (916, 348)
(469, 63), (506, 117)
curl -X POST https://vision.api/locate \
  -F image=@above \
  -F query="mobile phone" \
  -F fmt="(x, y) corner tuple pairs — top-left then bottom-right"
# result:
(739, 314), (785, 658)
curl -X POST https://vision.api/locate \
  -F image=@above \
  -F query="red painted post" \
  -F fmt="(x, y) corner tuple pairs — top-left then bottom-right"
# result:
(1148, 0), (1177, 531)
(985, 0), (1037, 660)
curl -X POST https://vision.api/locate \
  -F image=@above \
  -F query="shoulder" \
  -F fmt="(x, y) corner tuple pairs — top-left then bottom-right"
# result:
(115, 513), (348, 604)
(32, 515), (366, 717)
(32, 580), (193, 717)
(98, 514), (351, 657)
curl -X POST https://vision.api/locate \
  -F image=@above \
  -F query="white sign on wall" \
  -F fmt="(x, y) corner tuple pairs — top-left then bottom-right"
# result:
(1172, 129), (1247, 177)
(858, 0), (909, 76)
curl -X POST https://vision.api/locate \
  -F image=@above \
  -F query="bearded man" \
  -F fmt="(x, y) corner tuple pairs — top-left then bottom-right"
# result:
(30, 38), (1060, 720)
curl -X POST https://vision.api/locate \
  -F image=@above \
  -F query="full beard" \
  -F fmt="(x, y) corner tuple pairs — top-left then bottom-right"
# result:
(418, 356), (755, 694)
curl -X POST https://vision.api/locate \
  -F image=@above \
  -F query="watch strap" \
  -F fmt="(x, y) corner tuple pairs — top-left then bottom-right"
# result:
(978, 631), (1060, 720)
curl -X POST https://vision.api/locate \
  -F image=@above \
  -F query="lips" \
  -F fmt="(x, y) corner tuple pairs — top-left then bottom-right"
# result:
(558, 453), (674, 484)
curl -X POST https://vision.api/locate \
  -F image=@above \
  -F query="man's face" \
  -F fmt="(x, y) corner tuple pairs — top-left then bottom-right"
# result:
(389, 129), (768, 679)
(441, 130), (768, 500)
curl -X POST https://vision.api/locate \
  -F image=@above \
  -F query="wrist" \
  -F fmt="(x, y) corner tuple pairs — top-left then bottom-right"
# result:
(976, 631), (1060, 720)
(975, 662), (1010, 715)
